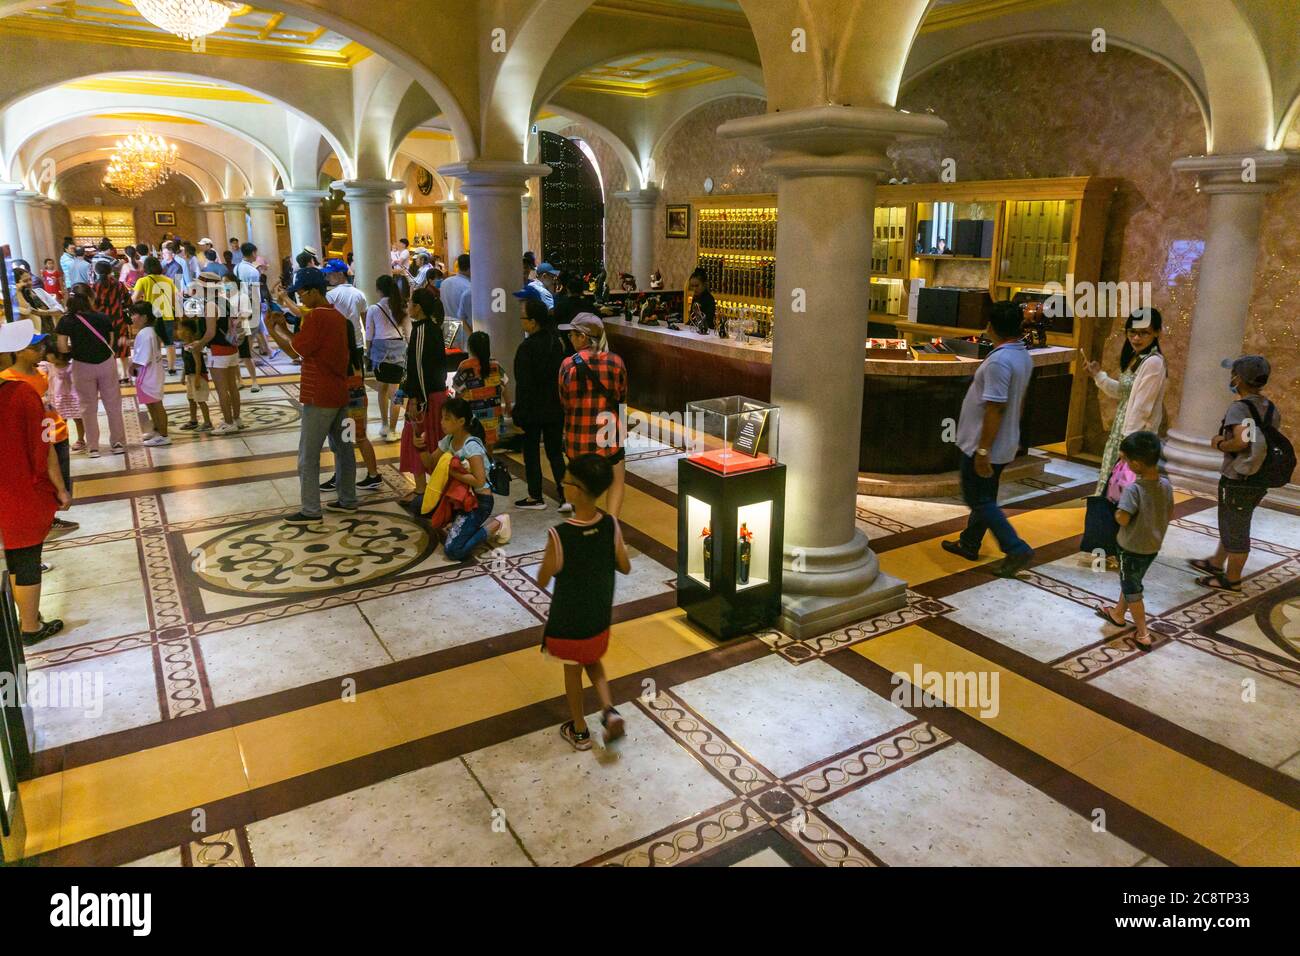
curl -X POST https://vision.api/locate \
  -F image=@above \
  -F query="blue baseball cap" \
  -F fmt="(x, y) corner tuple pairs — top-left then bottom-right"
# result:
(512, 285), (545, 302)
(286, 267), (329, 295)
(322, 259), (349, 274)
(536, 262), (559, 276)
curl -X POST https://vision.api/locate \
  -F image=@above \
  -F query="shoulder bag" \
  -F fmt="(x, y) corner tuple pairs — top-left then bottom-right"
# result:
(373, 303), (407, 385)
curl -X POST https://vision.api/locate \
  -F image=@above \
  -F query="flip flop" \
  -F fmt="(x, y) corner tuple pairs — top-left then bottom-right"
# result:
(1132, 633), (1155, 652)
(1094, 606), (1127, 628)
(1196, 573), (1242, 593)
(1188, 558), (1222, 576)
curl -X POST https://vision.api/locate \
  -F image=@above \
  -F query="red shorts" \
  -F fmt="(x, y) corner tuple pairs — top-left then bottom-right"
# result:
(544, 629), (610, 665)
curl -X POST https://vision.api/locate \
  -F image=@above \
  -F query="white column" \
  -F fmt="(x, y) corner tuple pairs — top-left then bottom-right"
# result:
(245, 197), (283, 286)
(391, 206), (410, 244)
(279, 189), (328, 261)
(614, 186), (661, 290)
(438, 161), (550, 370)
(220, 200), (249, 245)
(333, 179), (402, 302)
(1163, 153), (1293, 489)
(33, 198), (56, 266)
(0, 183), (23, 260)
(520, 194), (532, 256)
(439, 199), (465, 263)
(719, 106), (945, 638)
(15, 191), (42, 265)
(197, 202), (226, 244)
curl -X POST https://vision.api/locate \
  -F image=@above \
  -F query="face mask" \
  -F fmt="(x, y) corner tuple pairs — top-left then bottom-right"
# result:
(1229, 380), (1240, 395)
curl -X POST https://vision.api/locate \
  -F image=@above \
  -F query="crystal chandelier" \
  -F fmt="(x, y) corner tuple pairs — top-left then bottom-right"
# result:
(132, 0), (240, 42)
(102, 129), (180, 199)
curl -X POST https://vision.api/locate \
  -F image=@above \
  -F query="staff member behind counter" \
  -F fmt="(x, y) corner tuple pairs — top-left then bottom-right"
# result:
(687, 267), (716, 333)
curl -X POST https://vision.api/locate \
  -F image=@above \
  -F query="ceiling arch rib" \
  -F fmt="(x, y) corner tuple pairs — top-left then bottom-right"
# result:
(51, 150), (221, 205)
(534, 106), (642, 192)
(8, 103), (288, 195)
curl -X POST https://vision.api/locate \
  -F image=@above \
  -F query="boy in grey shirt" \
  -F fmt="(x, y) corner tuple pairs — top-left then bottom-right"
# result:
(1097, 431), (1173, 650)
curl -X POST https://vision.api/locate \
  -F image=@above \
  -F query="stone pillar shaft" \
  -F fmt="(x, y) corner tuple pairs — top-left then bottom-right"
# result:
(280, 189), (328, 263)
(334, 179), (402, 303)
(615, 187), (661, 291)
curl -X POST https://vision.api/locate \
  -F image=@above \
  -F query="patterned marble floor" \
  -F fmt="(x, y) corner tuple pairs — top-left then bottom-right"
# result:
(11, 366), (1300, 867)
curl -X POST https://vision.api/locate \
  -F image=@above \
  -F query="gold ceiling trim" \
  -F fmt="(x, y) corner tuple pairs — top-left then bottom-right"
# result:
(920, 0), (1067, 32)
(589, 0), (752, 31)
(66, 77), (271, 104)
(93, 112), (206, 124)
(0, 15), (369, 68)
(405, 130), (455, 142)
(567, 65), (737, 98)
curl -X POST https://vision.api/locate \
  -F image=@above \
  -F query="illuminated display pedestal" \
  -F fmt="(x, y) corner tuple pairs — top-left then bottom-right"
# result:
(677, 459), (786, 640)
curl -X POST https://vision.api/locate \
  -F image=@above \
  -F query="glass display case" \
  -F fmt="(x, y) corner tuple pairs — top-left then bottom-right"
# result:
(678, 459), (786, 639)
(686, 396), (780, 475)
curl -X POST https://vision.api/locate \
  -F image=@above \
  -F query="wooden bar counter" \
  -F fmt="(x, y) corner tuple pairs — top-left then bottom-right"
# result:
(605, 321), (1076, 491)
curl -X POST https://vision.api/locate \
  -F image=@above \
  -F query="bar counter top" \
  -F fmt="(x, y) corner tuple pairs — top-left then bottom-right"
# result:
(604, 319), (1076, 376)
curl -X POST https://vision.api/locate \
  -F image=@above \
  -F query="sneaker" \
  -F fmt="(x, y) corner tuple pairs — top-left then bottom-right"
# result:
(491, 513), (512, 546)
(144, 435), (173, 447)
(515, 497), (546, 510)
(379, 425), (390, 440)
(941, 539), (980, 562)
(234, 419), (246, 430)
(141, 432), (157, 443)
(325, 501), (358, 514)
(22, 618), (64, 647)
(386, 431), (401, 443)
(559, 720), (592, 752)
(88, 448), (101, 459)
(557, 502), (574, 515)
(197, 423), (214, 433)
(212, 422), (239, 435)
(251, 385), (262, 394)
(111, 443), (126, 455)
(601, 708), (625, 744)
(358, 474), (384, 490)
(283, 512), (322, 525)
(320, 476), (338, 491)
(50, 516), (80, 533)
(179, 422), (199, 431)
(71, 441), (86, 452)
(39, 562), (52, 573)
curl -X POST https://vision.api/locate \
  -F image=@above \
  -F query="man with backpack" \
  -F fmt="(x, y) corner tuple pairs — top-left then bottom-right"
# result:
(1190, 354), (1295, 592)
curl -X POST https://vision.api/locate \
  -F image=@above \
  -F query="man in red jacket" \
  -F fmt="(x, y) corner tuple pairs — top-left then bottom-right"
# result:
(268, 268), (358, 524)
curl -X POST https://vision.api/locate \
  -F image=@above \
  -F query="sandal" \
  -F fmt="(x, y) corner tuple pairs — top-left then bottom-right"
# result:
(559, 720), (592, 752)
(1094, 605), (1128, 628)
(1188, 558), (1223, 576)
(1196, 573), (1242, 593)
(1132, 632), (1155, 652)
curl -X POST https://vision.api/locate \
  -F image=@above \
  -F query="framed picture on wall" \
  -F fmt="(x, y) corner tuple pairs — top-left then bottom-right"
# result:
(153, 211), (176, 227)
(666, 204), (690, 239)
(275, 213), (287, 227)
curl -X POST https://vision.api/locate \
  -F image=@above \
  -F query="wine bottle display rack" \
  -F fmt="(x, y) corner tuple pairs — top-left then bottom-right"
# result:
(698, 206), (777, 252)
(715, 299), (774, 338)
(871, 206), (908, 276)
(697, 253), (775, 300)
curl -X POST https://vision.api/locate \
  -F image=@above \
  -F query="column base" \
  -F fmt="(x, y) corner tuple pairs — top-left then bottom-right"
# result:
(778, 530), (908, 639)
(1163, 428), (1224, 494)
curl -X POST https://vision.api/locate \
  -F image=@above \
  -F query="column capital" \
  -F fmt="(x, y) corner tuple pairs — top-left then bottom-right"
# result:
(719, 105), (946, 180)
(219, 198), (249, 211)
(614, 185), (662, 207)
(15, 189), (43, 205)
(1172, 150), (1299, 194)
(0, 181), (23, 198)
(437, 199), (465, 213)
(331, 179), (403, 202)
(195, 201), (223, 211)
(279, 188), (330, 205)
(438, 161), (550, 193)
(244, 196), (282, 210)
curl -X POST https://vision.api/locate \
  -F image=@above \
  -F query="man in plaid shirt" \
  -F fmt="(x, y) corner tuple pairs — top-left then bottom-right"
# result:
(558, 314), (629, 517)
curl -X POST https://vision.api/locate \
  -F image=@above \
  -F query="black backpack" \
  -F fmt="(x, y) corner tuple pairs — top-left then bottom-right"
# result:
(1242, 399), (1296, 489)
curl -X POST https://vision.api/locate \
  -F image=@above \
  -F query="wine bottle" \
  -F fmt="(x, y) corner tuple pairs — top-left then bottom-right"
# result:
(738, 523), (752, 585)
(701, 526), (713, 582)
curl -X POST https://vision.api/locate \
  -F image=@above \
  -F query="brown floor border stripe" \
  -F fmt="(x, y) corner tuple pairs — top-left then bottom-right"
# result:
(32, 632), (770, 866)
(32, 590), (682, 777)
(821, 649), (1230, 866)
(916, 614), (1300, 810)
(623, 466), (679, 507)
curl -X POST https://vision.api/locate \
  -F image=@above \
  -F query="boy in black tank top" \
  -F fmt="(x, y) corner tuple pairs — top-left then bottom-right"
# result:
(537, 454), (632, 751)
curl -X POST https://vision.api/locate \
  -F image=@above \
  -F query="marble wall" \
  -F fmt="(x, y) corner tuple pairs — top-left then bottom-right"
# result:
(53, 162), (205, 254)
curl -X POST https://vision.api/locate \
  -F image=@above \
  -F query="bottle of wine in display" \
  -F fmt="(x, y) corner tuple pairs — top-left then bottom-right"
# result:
(701, 527), (712, 582)
(737, 523), (752, 585)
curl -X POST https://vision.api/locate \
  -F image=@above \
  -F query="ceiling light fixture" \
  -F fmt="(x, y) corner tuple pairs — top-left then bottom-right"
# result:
(132, 0), (240, 42)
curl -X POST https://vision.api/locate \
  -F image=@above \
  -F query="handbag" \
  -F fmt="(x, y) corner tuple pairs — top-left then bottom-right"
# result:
(374, 303), (406, 384)
(1105, 459), (1137, 504)
(488, 457), (512, 496)
(1081, 495), (1120, 556)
